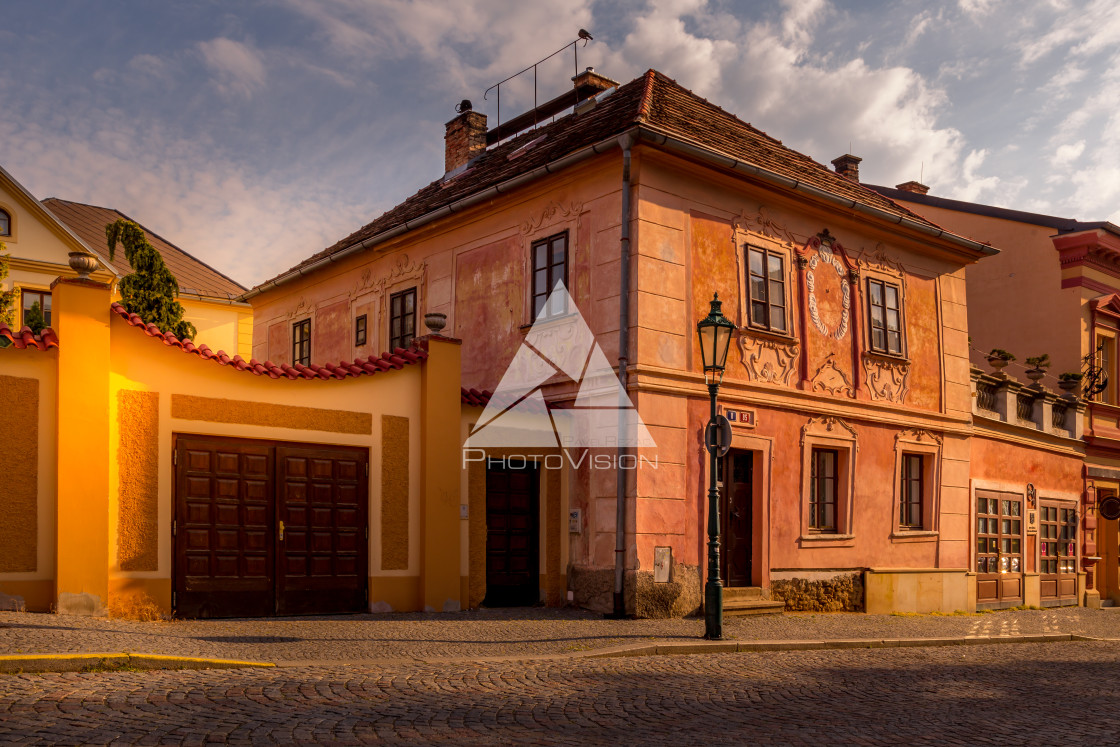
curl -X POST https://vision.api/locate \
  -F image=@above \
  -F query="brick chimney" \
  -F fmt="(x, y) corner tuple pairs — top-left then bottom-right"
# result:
(445, 108), (487, 174)
(572, 67), (618, 95)
(895, 180), (930, 195)
(831, 154), (862, 181)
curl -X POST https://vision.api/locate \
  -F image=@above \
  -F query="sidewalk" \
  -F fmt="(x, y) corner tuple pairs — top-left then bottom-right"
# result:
(1, 606), (1118, 667)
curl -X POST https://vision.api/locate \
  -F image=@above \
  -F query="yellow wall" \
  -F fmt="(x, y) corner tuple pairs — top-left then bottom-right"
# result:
(0, 276), (465, 616)
(0, 347), (58, 612)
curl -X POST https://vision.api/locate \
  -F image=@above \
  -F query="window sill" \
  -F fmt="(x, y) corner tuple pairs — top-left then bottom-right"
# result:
(741, 326), (798, 346)
(798, 533), (855, 547)
(519, 311), (579, 332)
(890, 530), (938, 542)
(863, 349), (909, 365)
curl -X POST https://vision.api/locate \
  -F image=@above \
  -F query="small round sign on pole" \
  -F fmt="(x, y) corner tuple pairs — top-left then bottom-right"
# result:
(705, 415), (733, 458)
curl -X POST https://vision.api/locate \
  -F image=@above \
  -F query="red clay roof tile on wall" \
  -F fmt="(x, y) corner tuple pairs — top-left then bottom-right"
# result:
(0, 323), (59, 351)
(461, 387), (492, 407)
(111, 302), (426, 380)
(255, 69), (952, 292)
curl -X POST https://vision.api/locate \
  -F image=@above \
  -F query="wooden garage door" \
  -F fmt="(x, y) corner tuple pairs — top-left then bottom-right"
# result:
(174, 438), (275, 618)
(276, 445), (368, 615)
(174, 435), (368, 618)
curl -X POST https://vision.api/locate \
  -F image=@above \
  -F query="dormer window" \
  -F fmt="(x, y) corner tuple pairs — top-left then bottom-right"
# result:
(0, 209), (10, 236)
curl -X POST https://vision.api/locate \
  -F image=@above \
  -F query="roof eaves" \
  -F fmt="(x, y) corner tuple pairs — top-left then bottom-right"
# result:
(636, 126), (998, 259)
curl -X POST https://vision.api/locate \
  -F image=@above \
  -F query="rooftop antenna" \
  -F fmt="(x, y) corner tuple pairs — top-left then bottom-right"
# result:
(921, 161), (924, 184)
(483, 30), (593, 140)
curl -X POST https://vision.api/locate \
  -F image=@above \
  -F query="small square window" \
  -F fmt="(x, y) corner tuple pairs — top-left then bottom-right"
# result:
(355, 315), (367, 347)
(20, 289), (51, 330)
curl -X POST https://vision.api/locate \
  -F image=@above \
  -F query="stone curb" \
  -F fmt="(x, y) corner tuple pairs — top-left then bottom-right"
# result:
(585, 633), (1083, 659)
(0, 653), (275, 674)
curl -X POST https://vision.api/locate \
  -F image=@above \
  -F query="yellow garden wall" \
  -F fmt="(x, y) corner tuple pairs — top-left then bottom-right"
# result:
(0, 276), (465, 616)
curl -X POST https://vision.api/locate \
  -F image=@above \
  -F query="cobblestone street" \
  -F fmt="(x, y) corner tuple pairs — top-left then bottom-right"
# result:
(2, 640), (1120, 745)
(2, 606), (1118, 664)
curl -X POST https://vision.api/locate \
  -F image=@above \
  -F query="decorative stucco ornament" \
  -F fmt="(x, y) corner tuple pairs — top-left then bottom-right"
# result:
(805, 240), (849, 339)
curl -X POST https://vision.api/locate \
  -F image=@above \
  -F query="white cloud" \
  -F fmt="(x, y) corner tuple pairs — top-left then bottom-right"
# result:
(1050, 140), (1085, 167)
(958, 0), (1002, 18)
(198, 38), (267, 98)
(0, 111), (367, 286)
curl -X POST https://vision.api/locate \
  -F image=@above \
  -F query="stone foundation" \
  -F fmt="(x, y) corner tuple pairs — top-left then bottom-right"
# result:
(634, 564), (701, 618)
(770, 572), (864, 612)
(569, 564), (702, 618)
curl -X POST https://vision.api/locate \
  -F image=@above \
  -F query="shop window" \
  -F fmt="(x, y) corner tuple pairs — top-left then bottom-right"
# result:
(21, 289), (51, 329)
(976, 495), (1021, 575)
(531, 231), (568, 321)
(292, 319), (311, 366)
(355, 314), (367, 347)
(1040, 505), (1077, 576)
(809, 448), (838, 532)
(867, 278), (903, 355)
(747, 246), (787, 333)
(899, 453), (924, 528)
(390, 288), (416, 350)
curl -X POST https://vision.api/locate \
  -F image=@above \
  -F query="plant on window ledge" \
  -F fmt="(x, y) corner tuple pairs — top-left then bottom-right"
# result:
(106, 219), (196, 340)
(1024, 353), (1051, 382)
(987, 348), (1015, 371)
(23, 301), (46, 335)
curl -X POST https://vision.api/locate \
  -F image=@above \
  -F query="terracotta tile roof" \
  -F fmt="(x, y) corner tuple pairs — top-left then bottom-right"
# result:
(257, 69), (949, 291)
(111, 302), (426, 380)
(0, 323), (58, 351)
(461, 387), (492, 407)
(44, 199), (246, 300)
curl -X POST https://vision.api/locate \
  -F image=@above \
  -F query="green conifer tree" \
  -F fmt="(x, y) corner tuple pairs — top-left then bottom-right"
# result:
(0, 241), (16, 330)
(106, 219), (196, 340)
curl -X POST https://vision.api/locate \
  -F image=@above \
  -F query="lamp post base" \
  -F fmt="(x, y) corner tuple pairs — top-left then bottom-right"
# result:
(704, 580), (723, 640)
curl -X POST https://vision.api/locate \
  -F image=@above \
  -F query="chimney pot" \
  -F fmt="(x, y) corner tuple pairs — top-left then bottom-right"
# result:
(831, 154), (862, 182)
(895, 180), (930, 195)
(444, 109), (487, 174)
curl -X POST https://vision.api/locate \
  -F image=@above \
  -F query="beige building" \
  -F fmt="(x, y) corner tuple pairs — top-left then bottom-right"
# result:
(0, 164), (251, 357)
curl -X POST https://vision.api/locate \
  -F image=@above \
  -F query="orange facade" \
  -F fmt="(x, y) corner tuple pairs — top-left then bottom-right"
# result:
(244, 70), (1087, 616)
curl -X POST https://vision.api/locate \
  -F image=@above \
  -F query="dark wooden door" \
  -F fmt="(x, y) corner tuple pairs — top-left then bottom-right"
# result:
(484, 461), (539, 606)
(275, 445), (368, 615)
(174, 437), (275, 618)
(720, 451), (753, 587)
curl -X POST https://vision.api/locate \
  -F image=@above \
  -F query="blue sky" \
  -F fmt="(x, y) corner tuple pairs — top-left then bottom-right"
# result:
(1, 0), (1116, 286)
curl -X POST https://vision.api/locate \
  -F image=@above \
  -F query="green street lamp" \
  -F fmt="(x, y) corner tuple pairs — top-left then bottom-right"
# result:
(696, 292), (736, 640)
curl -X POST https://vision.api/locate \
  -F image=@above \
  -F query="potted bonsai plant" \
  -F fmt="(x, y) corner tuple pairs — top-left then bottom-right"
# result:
(1058, 372), (1082, 394)
(987, 348), (1015, 371)
(1025, 353), (1051, 382)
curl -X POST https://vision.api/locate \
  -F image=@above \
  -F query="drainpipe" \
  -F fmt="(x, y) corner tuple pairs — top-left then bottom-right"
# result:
(613, 133), (634, 618)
